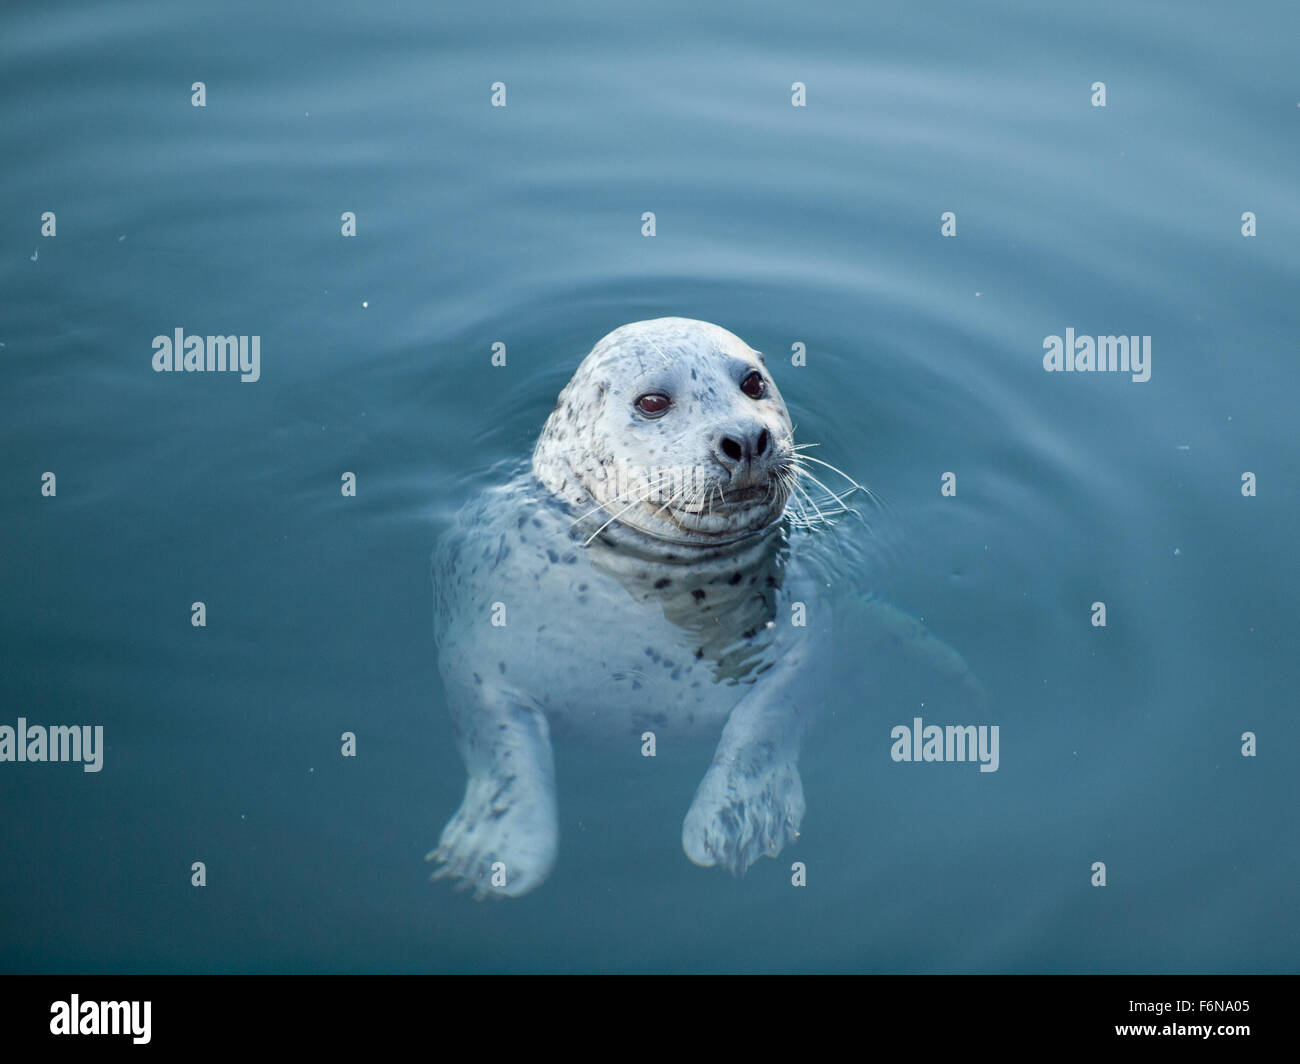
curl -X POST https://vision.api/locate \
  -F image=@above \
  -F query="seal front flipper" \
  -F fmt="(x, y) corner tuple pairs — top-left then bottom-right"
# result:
(681, 581), (826, 877)
(427, 687), (558, 900)
(681, 680), (812, 876)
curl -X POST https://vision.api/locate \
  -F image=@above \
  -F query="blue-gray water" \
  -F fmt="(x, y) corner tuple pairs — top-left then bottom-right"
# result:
(2, 0), (1297, 972)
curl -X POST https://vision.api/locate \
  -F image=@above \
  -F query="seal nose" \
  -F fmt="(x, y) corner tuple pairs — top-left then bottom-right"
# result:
(715, 426), (770, 471)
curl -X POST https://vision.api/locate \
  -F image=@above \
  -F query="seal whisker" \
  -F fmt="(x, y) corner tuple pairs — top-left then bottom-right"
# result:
(682, 480), (712, 522)
(792, 465), (868, 529)
(791, 453), (891, 515)
(789, 452), (865, 493)
(790, 478), (834, 528)
(781, 483), (802, 524)
(649, 477), (695, 521)
(581, 483), (666, 546)
(790, 460), (864, 509)
(569, 485), (644, 526)
(569, 468), (677, 526)
(790, 464), (859, 507)
(694, 481), (711, 514)
(777, 468), (813, 527)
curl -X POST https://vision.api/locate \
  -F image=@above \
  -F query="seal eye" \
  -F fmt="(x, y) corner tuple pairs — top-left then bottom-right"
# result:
(740, 371), (766, 399)
(635, 393), (670, 417)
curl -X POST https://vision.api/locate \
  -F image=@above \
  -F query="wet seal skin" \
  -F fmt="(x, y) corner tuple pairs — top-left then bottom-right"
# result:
(427, 318), (980, 898)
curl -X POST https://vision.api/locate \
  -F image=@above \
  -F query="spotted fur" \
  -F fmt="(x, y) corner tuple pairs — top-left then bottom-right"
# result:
(429, 319), (825, 899)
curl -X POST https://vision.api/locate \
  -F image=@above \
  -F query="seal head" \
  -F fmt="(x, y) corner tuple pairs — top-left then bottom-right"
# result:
(532, 318), (795, 551)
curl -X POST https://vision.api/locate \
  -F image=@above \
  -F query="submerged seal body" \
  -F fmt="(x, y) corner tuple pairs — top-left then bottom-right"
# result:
(430, 320), (984, 899)
(430, 318), (828, 897)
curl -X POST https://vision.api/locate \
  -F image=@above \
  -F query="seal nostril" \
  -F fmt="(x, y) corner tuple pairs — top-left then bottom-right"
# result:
(755, 429), (769, 457)
(720, 437), (743, 463)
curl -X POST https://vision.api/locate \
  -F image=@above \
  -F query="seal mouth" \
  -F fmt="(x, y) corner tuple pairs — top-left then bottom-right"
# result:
(714, 482), (772, 506)
(566, 451), (799, 550)
(658, 471), (790, 537)
(712, 481), (769, 504)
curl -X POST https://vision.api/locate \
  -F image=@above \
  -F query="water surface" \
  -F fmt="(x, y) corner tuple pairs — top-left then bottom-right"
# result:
(1, 0), (1297, 972)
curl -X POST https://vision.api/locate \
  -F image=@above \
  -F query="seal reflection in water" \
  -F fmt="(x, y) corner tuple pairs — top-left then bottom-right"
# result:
(429, 318), (955, 898)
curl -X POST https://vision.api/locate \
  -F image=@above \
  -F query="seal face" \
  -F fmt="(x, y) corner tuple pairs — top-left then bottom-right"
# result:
(532, 317), (796, 548)
(429, 318), (825, 899)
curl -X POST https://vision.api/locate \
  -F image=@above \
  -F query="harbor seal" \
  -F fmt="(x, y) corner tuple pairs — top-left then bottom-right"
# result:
(428, 317), (975, 898)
